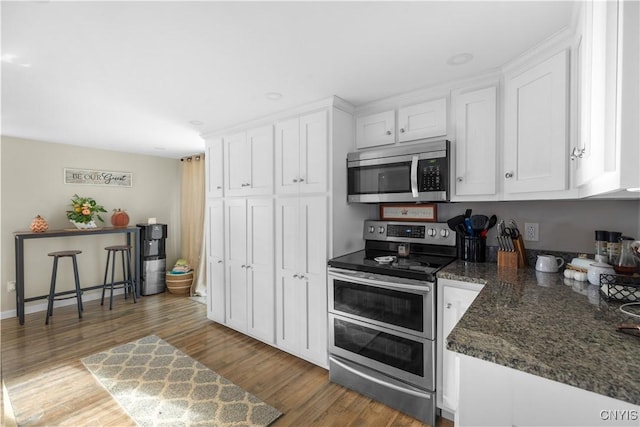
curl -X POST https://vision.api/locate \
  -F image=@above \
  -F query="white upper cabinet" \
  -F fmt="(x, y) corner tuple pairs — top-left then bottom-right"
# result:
(275, 110), (328, 195)
(452, 86), (498, 199)
(355, 98), (447, 149)
(224, 125), (273, 197)
(398, 98), (447, 142)
(503, 49), (569, 195)
(205, 137), (224, 198)
(355, 110), (395, 149)
(576, 0), (640, 197)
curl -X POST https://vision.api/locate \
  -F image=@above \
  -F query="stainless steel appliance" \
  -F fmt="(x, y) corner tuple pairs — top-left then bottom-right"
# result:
(137, 223), (168, 295)
(347, 140), (450, 203)
(327, 220), (456, 425)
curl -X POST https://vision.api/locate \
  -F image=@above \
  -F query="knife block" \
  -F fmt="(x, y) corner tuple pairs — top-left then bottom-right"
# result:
(497, 236), (527, 269)
(498, 250), (519, 269)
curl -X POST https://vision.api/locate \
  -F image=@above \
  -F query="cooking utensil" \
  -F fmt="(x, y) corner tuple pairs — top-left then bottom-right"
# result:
(464, 209), (472, 218)
(447, 214), (466, 232)
(470, 215), (488, 234)
(464, 217), (474, 236)
(480, 215), (497, 238)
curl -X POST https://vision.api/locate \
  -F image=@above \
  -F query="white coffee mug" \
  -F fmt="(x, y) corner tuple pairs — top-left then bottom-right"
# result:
(535, 255), (565, 273)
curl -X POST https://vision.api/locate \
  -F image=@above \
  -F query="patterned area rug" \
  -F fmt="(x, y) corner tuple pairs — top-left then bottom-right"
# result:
(81, 335), (282, 427)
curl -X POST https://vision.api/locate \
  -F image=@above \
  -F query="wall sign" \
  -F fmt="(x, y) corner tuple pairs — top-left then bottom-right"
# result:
(64, 168), (132, 187)
(379, 204), (438, 222)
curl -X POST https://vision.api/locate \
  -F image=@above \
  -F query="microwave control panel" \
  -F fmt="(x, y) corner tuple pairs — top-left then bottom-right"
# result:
(419, 158), (447, 191)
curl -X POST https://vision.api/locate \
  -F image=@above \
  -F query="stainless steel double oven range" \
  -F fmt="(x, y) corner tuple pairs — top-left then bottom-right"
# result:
(327, 219), (456, 425)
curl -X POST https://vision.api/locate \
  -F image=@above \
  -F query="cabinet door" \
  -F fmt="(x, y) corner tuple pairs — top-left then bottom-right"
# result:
(275, 197), (303, 353)
(275, 118), (301, 194)
(206, 199), (225, 322)
(398, 98), (447, 142)
(355, 110), (395, 149)
(299, 110), (328, 194)
(225, 199), (248, 332)
(297, 196), (328, 365)
(205, 138), (224, 198)
(454, 87), (497, 197)
(246, 125), (274, 195)
(504, 50), (569, 194)
(441, 286), (481, 413)
(225, 132), (249, 197)
(246, 198), (275, 343)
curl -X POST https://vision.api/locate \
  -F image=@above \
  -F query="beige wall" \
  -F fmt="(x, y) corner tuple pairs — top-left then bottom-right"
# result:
(0, 136), (182, 315)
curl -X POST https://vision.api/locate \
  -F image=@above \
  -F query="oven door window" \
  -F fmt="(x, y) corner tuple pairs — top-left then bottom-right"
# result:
(333, 317), (424, 376)
(333, 280), (424, 332)
(348, 161), (411, 195)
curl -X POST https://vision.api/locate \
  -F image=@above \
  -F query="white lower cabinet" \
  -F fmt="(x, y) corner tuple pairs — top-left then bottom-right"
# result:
(437, 278), (483, 420)
(206, 199), (225, 323)
(458, 353), (640, 427)
(275, 196), (328, 367)
(224, 198), (274, 343)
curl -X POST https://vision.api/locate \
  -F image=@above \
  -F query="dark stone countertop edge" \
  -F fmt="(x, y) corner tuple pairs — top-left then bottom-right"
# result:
(438, 260), (640, 406)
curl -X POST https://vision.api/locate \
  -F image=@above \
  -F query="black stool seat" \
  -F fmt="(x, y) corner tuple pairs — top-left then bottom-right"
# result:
(46, 250), (83, 324)
(101, 245), (136, 310)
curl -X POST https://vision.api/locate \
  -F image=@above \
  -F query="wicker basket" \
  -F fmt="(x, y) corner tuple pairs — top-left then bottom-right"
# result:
(166, 271), (193, 295)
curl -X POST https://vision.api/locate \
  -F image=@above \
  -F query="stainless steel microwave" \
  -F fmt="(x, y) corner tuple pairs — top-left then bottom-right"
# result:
(347, 140), (450, 203)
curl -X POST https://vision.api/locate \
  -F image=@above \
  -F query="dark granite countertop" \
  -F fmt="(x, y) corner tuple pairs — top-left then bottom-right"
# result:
(438, 260), (640, 406)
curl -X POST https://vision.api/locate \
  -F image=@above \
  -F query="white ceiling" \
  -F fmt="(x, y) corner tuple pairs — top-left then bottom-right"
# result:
(1, 1), (577, 159)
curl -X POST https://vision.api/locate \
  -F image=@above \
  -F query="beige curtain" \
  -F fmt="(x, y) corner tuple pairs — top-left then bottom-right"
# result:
(180, 154), (206, 296)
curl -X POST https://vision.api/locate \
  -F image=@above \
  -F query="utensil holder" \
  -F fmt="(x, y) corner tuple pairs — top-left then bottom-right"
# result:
(460, 235), (486, 262)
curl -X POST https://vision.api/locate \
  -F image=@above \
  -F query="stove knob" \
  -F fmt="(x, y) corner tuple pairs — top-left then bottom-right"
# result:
(378, 226), (385, 234)
(427, 228), (436, 237)
(440, 229), (450, 238)
(368, 226), (375, 233)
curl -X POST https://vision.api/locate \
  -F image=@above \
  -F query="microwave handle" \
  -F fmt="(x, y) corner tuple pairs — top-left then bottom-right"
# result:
(411, 155), (419, 197)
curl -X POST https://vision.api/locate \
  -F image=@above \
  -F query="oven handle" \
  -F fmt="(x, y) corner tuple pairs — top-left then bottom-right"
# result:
(329, 356), (432, 400)
(410, 155), (419, 197)
(327, 268), (431, 293)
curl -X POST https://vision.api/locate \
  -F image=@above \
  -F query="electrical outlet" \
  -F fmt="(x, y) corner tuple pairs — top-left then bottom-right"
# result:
(524, 223), (539, 242)
(7, 281), (16, 292)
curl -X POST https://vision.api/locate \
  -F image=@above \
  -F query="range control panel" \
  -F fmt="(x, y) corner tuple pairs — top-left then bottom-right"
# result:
(363, 220), (456, 247)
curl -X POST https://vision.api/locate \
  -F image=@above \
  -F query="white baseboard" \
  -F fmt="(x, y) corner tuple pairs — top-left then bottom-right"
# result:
(1, 289), (124, 320)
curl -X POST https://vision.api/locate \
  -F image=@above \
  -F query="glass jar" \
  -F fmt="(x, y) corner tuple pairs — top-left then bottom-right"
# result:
(615, 237), (638, 275)
(595, 230), (608, 263)
(607, 231), (622, 265)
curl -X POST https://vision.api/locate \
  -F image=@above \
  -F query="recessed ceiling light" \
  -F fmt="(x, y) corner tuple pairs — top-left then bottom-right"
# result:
(154, 146), (167, 151)
(447, 53), (474, 66)
(265, 92), (283, 101)
(1, 54), (17, 63)
(189, 120), (204, 126)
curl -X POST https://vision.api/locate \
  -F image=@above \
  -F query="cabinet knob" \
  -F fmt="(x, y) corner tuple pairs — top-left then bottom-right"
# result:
(293, 274), (299, 278)
(292, 179), (298, 183)
(505, 171), (514, 179)
(386, 130), (392, 135)
(246, 265), (252, 269)
(241, 264), (246, 268)
(446, 303), (452, 309)
(216, 186), (222, 189)
(299, 275), (305, 280)
(299, 177), (304, 182)
(456, 177), (463, 182)
(400, 128), (405, 133)
(217, 260), (222, 264)
(570, 147), (586, 160)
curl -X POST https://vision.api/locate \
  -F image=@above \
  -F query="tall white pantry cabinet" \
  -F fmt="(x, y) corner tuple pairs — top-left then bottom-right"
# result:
(204, 96), (371, 368)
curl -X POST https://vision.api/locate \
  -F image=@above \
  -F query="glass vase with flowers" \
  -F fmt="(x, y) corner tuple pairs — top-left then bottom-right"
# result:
(66, 194), (107, 229)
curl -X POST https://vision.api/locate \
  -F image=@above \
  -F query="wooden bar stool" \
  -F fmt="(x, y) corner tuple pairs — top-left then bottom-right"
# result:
(101, 245), (137, 310)
(46, 250), (83, 325)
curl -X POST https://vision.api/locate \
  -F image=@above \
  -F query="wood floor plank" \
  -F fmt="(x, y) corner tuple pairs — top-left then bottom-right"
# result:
(1, 292), (452, 427)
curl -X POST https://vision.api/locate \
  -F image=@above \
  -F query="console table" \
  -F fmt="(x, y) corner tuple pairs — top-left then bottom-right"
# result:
(14, 226), (141, 325)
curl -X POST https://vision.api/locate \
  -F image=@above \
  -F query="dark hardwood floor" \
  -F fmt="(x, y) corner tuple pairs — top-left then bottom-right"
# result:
(1, 292), (453, 427)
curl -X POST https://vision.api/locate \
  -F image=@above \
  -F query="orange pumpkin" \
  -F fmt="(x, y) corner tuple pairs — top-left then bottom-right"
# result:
(110, 209), (130, 228)
(30, 215), (49, 232)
